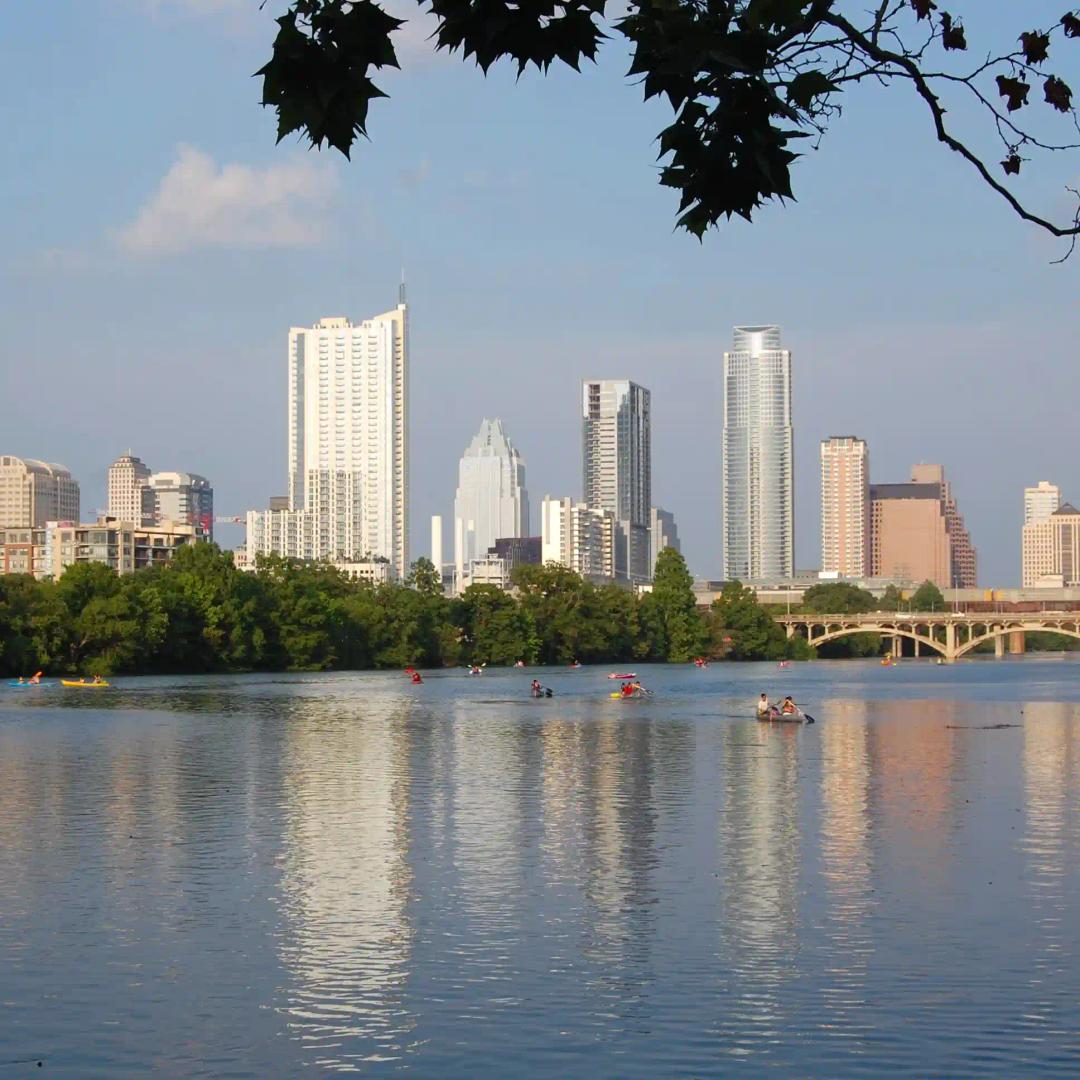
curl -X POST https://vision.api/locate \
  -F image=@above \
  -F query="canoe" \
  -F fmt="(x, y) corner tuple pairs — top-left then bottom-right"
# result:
(757, 709), (811, 724)
(608, 672), (637, 679)
(61, 680), (111, 689)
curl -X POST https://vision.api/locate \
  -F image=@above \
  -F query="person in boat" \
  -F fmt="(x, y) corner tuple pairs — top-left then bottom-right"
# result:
(469, 665), (482, 675)
(515, 660), (525, 668)
(780, 695), (797, 715)
(411, 671), (423, 684)
(757, 693), (770, 716)
(620, 680), (635, 698)
(531, 679), (542, 696)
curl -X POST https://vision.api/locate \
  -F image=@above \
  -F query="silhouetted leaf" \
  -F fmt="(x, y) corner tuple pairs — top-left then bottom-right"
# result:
(1020, 30), (1050, 64)
(911, 0), (936, 20)
(940, 12), (966, 51)
(996, 74), (1030, 111)
(1002, 154), (1022, 175)
(786, 70), (835, 109)
(1044, 74), (1073, 111)
(1063, 14), (1080, 38)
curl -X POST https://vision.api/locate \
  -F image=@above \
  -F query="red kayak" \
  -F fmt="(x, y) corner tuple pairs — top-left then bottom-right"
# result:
(608, 672), (637, 679)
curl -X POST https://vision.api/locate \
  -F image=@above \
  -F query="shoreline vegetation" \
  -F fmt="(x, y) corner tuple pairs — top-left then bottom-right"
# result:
(0, 546), (1076, 677)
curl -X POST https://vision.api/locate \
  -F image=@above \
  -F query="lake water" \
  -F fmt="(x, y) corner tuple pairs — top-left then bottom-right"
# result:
(3, 659), (1080, 1077)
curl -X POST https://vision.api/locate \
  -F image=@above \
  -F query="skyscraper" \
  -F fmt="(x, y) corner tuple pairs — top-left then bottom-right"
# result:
(582, 379), (651, 581)
(722, 326), (793, 580)
(1024, 481), (1060, 525)
(0, 456), (80, 528)
(649, 507), (680, 576)
(820, 436), (869, 578)
(107, 452), (154, 526)
(453, 418), (528, 583)
(286, 294), (408, 576)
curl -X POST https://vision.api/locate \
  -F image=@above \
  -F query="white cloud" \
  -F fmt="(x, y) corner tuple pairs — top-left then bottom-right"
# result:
(116, 145), (337, 255)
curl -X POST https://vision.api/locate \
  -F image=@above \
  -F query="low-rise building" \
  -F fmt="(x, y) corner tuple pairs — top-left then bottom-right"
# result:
(1, 517), (196, 579)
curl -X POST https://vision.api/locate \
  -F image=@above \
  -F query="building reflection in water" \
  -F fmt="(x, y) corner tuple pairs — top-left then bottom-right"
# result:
(540, 711), (662, 1033)
(1022, 702), (1080, 1006)
(818, 701), (875, 1048)
(276, 698), (416, 1072)
(715, 720), (802, 1053)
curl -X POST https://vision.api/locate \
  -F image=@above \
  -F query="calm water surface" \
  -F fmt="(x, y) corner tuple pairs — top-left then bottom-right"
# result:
(2, 659), (1080, 1077)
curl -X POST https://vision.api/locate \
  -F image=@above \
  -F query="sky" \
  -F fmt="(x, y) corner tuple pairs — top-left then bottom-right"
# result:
(1, 1), (1077, 586)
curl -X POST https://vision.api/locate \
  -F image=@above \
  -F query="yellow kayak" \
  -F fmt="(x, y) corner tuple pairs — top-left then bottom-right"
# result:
(61, 679), (111, 688)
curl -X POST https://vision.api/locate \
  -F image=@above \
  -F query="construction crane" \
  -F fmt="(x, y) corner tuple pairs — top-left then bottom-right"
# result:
(214, 516), (245, 525)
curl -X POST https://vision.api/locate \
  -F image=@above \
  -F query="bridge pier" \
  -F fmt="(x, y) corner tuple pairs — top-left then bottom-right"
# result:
(1009, 630), (1026, 655)
(995, 633), (1005, 659)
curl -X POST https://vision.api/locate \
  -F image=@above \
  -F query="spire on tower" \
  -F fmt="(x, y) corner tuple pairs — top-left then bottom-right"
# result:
(399, 268), (407, 306)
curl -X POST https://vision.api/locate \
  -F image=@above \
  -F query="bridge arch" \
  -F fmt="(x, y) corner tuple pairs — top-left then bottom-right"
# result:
(808, 625), (947, 658)
(953, 623), (1080, 659)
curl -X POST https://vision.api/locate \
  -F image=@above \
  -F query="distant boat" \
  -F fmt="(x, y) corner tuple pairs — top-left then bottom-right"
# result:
(61, 679), (111, 689)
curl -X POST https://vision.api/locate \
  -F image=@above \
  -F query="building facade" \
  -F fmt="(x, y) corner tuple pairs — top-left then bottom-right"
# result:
(582, 379), (651, 581)
(0, 457), (80, 528)
(107, 452), (154, 526)
(870, 464), (977, 589)
(149, 471), (214, 540)
(649, 507), (680, 576)
(722, 326), (793, 580)
(541, 496), (615, 579)
(1022, 502), (1080, 587)
(1024, 481), (1060, 525)
(286, 294), (409, 577)
(453, 418), (529, 585)
(820, 436), (870, 578)
(1, 518), (196, 579)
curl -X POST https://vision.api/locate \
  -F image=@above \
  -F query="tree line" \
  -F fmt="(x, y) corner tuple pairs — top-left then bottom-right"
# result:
(1, 548), (1069, 677)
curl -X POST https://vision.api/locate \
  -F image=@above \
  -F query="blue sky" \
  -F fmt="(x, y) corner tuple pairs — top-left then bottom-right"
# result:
(2, 1), (1077, 585)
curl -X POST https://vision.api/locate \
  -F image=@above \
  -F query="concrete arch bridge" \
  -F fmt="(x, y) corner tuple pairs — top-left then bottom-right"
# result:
(778, 611), (1080, 662)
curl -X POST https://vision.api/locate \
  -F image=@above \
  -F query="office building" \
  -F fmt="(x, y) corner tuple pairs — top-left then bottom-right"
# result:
(491, 535), (542, 574)
(1024, 481), (1060, 525)
(582, 379), (651, 581)
(107, 452), (155, 526)
(870, 464), (977, 588)
(1022, 502), (1080, 587)
(149, 471), (214, 540)
(820, 436), (870, 578)
(541, 496), (615, 579)
(649, 507), (680, 576)
(0, 456), (80, 528)
(453, 418), (528, 585)
(722, 326), (793, 580)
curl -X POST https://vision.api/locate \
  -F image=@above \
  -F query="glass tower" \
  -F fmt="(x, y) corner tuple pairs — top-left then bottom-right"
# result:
(722, 326), (793, 580)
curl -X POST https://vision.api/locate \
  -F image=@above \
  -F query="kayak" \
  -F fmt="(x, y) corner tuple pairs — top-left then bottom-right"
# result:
(608, 672), (636, 679)
(7, 681), (44, 688)
(61, 680), (111, 689)
(611, 691), (649, 699)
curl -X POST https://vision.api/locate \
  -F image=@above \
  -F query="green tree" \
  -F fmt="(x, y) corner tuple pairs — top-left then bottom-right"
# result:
(256, 1), (1080, 252)
(801, 580), (880, 657)
(454, 584), (538, 665)
(709, 580), (791, 661)
(512, 563), (595, 664)
(409, 556), (443, 596)
(640, 548), (707, 662)
(801, 581), (875, 614)
(878, 584), (904, 612)
(910, 580), (946, 611)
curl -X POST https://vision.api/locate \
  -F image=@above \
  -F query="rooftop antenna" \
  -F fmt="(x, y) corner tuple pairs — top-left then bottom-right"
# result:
(399, 267), (407, 306)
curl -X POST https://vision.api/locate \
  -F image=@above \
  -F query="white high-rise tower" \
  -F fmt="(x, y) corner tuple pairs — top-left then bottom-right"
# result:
(453, 418), (529, 582)
(107, 452), (154, 526)
(286, 292), (408, 577)
(582, 379), (651, 581)
(723, 325), (793, 580)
